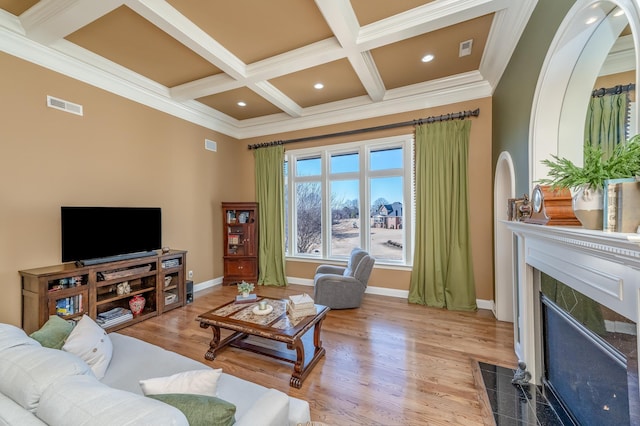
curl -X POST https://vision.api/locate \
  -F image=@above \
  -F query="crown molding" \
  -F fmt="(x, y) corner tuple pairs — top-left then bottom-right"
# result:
(1, 19), (492, 140)
(0, 24), (238, 136)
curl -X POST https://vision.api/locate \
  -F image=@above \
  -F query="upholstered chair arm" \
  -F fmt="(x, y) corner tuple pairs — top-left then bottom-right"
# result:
(315, 265), (346, 275)
(313, 274), (366, 310)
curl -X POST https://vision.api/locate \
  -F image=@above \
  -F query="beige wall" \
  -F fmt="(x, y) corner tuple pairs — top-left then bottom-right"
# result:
(245, 97), (494, 301)
(1, 50), (493, 327)
(0, 52), (251, 326)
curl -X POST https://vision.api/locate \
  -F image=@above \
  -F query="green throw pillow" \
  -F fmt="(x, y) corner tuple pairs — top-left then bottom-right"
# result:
(29, 315), (74, 349)
(148, 393), (236, 426)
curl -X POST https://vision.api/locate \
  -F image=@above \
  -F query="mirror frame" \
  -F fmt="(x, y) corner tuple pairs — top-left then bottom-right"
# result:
(529, 0), (640, 188)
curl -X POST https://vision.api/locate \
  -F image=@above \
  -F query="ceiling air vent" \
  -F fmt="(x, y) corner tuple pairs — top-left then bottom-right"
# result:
(47, 96), (83, 116)
(459, 39), (473, 57)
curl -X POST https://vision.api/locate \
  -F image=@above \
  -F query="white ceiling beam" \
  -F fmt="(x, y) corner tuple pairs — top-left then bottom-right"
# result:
(249, 81), (303, 118)
(349, 51), (385, 102)
(315, 0), (386, 102)
(170, 73), (242, 101)
(172, 38), (345, 101)
(127, 0), (247, 81)
(20, 0), (123, 44)
(358, 0), (511, 51)
(246, 38), (345, 82)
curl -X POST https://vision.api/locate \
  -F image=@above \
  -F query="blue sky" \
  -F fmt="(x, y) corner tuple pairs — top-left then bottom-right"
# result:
(295, 148), (403, 205)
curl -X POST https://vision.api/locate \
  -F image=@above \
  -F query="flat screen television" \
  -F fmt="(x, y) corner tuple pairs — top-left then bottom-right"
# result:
(61, 206), (161, 265)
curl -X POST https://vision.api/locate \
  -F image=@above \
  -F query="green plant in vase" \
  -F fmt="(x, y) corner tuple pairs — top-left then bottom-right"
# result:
(538, 135), (640, 229)
(237, 281), (255, 297)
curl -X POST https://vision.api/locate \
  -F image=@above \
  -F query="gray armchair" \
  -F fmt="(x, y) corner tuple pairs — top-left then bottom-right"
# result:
(313, 248), (375, 309)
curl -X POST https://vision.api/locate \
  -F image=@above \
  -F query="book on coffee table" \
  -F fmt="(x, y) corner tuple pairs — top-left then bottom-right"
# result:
(288, 293), (316, 317)
(289, 293), (314, 309)
(235, 293), (257, 304)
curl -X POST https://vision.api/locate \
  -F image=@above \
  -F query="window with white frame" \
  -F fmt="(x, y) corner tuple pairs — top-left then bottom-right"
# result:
(284, 134), (413, 265)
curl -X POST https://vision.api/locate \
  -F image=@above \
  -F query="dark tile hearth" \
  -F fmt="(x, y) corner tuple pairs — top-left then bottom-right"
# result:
(478, 362), (567, 426)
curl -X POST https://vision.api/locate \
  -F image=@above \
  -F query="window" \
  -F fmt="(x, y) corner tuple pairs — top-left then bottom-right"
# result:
(285, 135), (413, 265)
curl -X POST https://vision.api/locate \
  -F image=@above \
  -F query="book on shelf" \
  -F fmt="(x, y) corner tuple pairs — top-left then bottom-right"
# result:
(56, 294), (83, 316)
(603, 178), (640, 233)
(96, 307), (133, 328)
(96, 313), (133, 328)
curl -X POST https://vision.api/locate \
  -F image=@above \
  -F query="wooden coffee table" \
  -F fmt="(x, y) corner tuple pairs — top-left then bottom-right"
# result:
(196, 296), (329, 388)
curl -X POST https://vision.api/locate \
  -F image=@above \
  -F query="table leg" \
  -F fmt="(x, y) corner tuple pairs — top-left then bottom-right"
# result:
(289, 318), (327, 388)
(314, 316), (326, 350)
(199, 322), (221, 361)
(290, 339), (306, 388)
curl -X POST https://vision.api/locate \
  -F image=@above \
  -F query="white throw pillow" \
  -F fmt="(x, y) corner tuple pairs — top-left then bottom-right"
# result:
(139, 369), (223, 397)
(37, 375), (188, 426)
(62, 315), (113, 380)
(0, 344), (93, 412)
(0, 323), (41, 352)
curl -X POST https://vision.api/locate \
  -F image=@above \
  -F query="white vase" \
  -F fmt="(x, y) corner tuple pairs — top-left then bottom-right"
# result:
(572, 186), (603, 230)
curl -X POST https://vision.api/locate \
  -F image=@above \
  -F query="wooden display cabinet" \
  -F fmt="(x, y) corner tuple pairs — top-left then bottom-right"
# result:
(222, 202), (258, 285)
(20, 250), (187, 334)
(159, 252), (186, 313)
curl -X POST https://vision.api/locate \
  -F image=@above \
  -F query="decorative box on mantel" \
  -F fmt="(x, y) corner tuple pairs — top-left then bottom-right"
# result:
(505, 221), (640, 385)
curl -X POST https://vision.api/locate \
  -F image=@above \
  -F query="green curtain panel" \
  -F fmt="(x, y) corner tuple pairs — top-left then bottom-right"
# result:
(254, 145), (288, 287)
(408, 120), (476, 311)
(584, 93), (628, 159)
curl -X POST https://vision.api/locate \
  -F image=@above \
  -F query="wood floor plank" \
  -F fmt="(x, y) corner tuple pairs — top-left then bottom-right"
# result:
(118, 284), (516, 425)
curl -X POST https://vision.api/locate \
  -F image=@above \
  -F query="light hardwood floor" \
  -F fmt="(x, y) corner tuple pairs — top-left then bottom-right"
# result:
(119, 284), (516, 425)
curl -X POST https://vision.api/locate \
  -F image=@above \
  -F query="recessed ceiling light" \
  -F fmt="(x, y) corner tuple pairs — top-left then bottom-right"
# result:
(314, 83), (324, 90)
(421, 54), (434, 63)
(237, 101), (246, 107)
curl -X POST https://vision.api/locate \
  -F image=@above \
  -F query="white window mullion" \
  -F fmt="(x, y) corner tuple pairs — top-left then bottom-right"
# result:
(361, 144), (370, 252)
(287, 134), (412, 265)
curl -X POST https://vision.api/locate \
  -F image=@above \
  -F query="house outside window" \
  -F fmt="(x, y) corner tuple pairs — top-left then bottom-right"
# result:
(284, 135), (413, 265)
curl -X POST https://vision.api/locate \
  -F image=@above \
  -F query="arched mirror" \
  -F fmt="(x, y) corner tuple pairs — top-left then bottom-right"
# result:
(530, 0), (639, 185)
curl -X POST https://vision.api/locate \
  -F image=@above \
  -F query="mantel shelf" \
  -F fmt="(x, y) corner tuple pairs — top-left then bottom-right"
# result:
(505, 221), (640, 269)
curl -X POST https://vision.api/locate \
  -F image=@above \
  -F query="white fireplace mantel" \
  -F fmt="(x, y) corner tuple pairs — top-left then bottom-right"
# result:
(505, 221), (640, 384)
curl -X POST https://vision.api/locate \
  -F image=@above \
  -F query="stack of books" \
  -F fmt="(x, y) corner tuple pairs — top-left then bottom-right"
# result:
(96, 307), (133, 329)
(55, 295), (83, 316)
(287, 293), (316, 318)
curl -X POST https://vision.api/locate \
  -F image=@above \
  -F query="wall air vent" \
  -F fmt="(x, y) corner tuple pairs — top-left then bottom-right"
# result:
(205, 139), (217, 152)
(459, 39), (473, 57)
(47, 95), (83, 116)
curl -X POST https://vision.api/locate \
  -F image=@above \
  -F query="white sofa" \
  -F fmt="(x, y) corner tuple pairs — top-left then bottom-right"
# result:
(0, 323), (311, 426)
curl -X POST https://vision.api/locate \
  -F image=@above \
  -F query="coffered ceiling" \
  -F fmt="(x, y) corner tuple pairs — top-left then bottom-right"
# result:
(0, 0), (536, 139)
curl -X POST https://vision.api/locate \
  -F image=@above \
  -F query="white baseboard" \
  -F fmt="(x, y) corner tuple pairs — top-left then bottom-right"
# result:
(286, 276), (493, 310)
(195, 276), (492, 311)
(477, 299), (494, 311)
(194, 277), (221, 293)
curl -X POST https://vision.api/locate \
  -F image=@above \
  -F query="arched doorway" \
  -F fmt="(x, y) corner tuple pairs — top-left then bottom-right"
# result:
(493, 151), (515, 322)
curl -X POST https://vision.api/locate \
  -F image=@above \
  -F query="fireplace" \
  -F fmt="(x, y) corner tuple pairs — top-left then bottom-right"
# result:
(506, 222), (640, 425)
(540, 274), (638, 424)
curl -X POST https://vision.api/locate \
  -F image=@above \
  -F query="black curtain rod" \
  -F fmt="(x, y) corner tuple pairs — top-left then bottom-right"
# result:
(591, 83), (635, 97)
(247, 108), (480, 150)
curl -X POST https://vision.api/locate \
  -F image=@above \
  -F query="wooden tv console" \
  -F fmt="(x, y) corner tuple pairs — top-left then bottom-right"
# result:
(20, 250), (186, 334)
